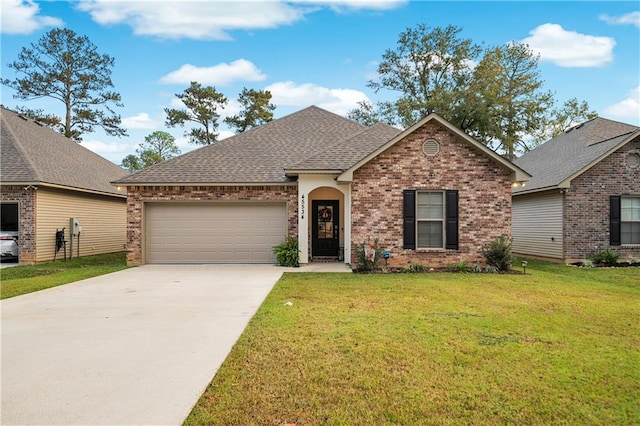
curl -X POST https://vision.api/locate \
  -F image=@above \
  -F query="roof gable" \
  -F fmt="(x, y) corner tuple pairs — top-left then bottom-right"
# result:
(115, 105), (367, 185)
(513, 117), (640, 194)
(338, 113), (530, 182)
(1, 107), (128, 197)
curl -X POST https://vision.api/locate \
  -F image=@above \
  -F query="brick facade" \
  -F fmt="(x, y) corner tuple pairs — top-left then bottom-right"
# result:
(564, 136), (640, 262)
(125, 185), (298, 265)
(350, 121), (513, 267)
(1, 185), (37, 263)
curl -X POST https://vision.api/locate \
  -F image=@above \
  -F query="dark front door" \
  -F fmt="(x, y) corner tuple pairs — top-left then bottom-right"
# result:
(312, 200), (339, 257)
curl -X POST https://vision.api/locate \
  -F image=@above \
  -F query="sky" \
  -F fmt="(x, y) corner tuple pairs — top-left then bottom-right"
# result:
(1, 0), (639, 165)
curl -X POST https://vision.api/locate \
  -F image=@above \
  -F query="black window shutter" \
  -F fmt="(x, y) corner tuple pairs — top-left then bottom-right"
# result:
(445, 190), (459, 250)
(403, 190), (416, 249)
(610, 195), (621, 246)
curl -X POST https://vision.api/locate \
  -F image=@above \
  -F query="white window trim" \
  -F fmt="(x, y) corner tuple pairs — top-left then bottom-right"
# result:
(416, 190), (445, 249)
(621, 195), (640, 245)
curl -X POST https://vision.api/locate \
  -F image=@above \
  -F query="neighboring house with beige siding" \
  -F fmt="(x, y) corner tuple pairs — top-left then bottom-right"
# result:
(513, 117), (640, 263)
(1, 106), (128, 264)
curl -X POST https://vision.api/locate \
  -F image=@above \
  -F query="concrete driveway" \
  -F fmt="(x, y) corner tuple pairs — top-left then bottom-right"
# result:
(1, 264), (287, 425)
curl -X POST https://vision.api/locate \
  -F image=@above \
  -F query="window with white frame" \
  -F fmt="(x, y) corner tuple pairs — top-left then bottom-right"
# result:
(621, 196), (640, 244)
(416, 191), (444, 248)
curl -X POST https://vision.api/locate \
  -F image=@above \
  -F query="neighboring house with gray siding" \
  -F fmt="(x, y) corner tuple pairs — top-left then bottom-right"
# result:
(114, 106), (529, 267)
(512, 117), (640, 263)
(0, 106), (129, 263)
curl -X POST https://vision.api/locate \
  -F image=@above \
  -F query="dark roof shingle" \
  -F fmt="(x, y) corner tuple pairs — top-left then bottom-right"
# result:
(513, 117), (639, 193)
(1, 106), (128, 196)
(288, 122), (402, 171)
(115, 105), (368, 184)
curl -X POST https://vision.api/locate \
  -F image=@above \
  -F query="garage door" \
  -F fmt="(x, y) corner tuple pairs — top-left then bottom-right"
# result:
(146, 202), (287, 264)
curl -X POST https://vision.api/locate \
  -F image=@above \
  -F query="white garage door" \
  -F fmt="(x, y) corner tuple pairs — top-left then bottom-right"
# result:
(146, 202), (287, 264)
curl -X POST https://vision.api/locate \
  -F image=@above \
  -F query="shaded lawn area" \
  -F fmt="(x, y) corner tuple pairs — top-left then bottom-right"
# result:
(0, 252), (129, 299)
(186, 261), (640, 425)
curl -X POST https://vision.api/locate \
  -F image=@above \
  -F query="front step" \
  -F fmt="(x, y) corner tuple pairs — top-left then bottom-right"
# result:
(311, 256), (340, 263)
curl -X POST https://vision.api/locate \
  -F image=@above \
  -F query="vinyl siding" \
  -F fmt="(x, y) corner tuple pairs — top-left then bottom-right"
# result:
(512, 192), (564, 260)
(35, 188), (126, 262)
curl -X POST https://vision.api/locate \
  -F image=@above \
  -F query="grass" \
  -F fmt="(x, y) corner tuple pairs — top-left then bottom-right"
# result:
(0, 252), (129, 299)
(185, 260), (640, 425)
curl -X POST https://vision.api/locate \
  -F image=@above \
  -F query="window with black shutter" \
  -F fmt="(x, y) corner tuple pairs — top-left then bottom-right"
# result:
(403, 189), (459, 250)
(610, 195), (621, 246)
(620, 196), (640, 244)
(403, 190), (416, 249)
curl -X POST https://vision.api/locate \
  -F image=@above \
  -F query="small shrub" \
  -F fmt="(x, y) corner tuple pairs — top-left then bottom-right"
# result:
(470, 264), (484, 273)
(580, 259), (595, 268)
(483, 235), (513, 272)
(589, 248), (620, 267)
(353, 238), (382, 272)
(456, 261), (468, 273)
(402, 263), (429, 273)
(273, 236), (300, 267)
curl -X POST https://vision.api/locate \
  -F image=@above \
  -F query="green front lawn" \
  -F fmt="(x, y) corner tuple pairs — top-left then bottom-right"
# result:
(0, 252), (129, 299)
(186, 261), (640, 425)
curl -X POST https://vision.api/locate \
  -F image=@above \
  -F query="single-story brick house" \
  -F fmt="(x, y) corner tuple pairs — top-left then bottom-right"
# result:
(114, 106), (529, 267)
(512, 117), (640, 263)
(0, 106), (129, 264)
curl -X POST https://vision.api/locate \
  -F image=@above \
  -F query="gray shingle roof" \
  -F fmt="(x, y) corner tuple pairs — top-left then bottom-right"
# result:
(287, 122), (402, 171)
(1, 106), (128, 197)
(513, 117), (639, 194)
(115, 106), (369, 185)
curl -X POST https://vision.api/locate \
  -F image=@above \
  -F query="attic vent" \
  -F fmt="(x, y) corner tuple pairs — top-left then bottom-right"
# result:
(626, 152), (640, 169)
(422, 139), (440, 156)
(18, 114), (28, 121)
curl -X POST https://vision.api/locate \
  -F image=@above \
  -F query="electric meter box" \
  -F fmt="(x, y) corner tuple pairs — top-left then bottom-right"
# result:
(70, 217), (82, 235)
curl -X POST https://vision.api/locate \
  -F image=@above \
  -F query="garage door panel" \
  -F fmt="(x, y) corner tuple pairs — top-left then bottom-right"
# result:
(146, 202), (287, 264)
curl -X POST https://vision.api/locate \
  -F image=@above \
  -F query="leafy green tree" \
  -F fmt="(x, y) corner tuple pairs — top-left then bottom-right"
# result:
(366, 24), (482, 129)
(2, 28), (126, 141)
(164, 82), (228, 145)
(347, 100), (399, 127)
(121, 155), (143, 173)
(532, 98), (598, 146)
(473, 42), (554, 159)
(141, 130), (181, 159)
(351, 23), (596, 158)
(13, 106), (62, 131)
(224, 88), (275, 133)
(120, 131), (180, 172)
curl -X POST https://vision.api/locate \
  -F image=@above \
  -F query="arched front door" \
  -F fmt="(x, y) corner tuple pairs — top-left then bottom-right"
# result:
(311, 200), (339, 257)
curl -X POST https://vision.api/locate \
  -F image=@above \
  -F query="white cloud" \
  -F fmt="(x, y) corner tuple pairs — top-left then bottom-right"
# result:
(159, 60), (267, 85)
(0, 0), (63, 34)
(81, 138), (135, 164)
(604, 86), (640, 120)
(521, 23), (615, 67)
(76, 0), (304, 40)
(291, 0), (406, 12)
(169, 97), (185, 109)
(75, 0), (405, 40)
(173, 136), (194, 152)
(599, 11), (640, 28)
(121, 112), (159, 130)
(218, 130), (235, 141)
(220, 99), (241, 119)
(265, 81), (369, 115)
